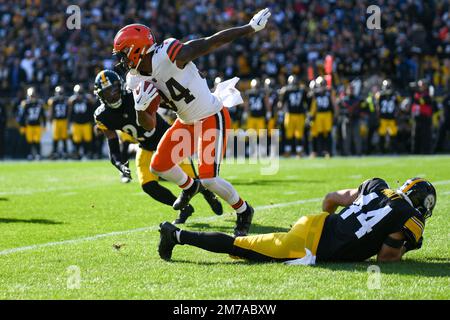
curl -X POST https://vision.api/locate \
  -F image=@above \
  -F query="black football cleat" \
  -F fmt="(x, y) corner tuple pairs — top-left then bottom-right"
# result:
(173, 204), (194, 224)
(234, 202), (254, 237)
(158, 221), (180, 261)
(200, 187), (223, 216)
(173, 179), (201, 210)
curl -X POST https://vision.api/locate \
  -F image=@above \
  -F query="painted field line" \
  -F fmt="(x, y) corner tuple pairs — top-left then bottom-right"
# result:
(0, 198), (321, 256)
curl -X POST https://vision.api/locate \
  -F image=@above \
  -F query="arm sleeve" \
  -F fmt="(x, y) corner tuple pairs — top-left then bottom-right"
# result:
(402, 215), (425, 251)
(107, 137), (122, 168)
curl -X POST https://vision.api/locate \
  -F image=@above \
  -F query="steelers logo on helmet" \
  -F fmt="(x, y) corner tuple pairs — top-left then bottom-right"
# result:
(424, 194), (435, 211)
(94, 70), (125, 109)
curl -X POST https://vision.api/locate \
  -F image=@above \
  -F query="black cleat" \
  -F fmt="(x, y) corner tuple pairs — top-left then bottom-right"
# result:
(234, 202), (254, 237)
(173, 179), (201, 210)
(173, 204), (194, 224)
(200, 187), (223, 216)
(158, 221), (180, 261)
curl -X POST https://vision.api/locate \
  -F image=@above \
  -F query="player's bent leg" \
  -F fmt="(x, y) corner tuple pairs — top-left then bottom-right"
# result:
(142, 181), (176, 206)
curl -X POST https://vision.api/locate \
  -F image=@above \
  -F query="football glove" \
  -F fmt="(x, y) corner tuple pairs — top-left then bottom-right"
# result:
(113, 160), (132, 180)
(249, 8), (271, 32)
(133, 80), (159, 111)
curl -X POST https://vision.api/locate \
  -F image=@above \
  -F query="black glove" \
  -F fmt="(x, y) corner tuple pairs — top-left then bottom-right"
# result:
(108, 138), (132, 180)
(114, 160), (132, 180)
(404, 236), (423, 252)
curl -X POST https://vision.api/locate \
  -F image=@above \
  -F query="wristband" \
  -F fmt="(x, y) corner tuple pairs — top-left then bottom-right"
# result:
(383, 236), (404, 249)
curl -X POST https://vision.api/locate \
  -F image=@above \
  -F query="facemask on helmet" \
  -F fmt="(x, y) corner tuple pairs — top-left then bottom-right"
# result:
(94, 70), (124, 109)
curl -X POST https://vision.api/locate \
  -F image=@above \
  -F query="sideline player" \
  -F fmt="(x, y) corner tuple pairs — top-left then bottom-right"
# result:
(19, 87), (46, 160)
(48, 86), (69, 159)
(112, 8), (272, 236)
(93, 69), (222, 223)
(158, 177), (436, 263)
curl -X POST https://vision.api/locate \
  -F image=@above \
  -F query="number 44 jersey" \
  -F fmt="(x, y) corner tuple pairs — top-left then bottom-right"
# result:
(127, 38), (222, 124)
(316, 178), (425, 262)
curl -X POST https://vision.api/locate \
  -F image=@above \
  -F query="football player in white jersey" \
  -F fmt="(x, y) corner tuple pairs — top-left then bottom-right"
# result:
(112, 9), (271, 237)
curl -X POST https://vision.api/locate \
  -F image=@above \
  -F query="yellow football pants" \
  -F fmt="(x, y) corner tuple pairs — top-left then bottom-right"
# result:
(284, 113), (305, 140)
(72, 123), (93, 143)
(233, 212), (329, 259)
(311, 111), (333, 137)
(25, 125), (42, 144)
(246, 116), (266, 131)
(52, 119), (68, 140)
(378, 119), (398, 136)
(136, 148), (196, 186)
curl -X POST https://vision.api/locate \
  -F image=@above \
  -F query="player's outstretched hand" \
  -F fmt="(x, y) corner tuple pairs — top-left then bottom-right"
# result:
(249, 8), (271, 32)
(120, 161), (132, 180)
(133, 80), (159, 111)
(114, 160), (132, 180)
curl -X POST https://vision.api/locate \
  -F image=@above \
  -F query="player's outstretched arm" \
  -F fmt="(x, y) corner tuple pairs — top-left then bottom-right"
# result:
(377, 231), (406, 262)
(322, 188), (359, 214)
(175, 8), (271, 66)
(101, 128), (132, 179)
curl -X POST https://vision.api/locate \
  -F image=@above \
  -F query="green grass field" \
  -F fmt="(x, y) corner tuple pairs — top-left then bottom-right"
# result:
(0, 156), (449, 299)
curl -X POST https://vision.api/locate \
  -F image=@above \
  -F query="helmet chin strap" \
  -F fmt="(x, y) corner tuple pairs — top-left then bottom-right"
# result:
(108, 98), (122, 109)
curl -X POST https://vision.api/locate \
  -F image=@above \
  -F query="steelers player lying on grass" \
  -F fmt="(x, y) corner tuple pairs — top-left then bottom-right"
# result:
(158, 177), (436, 264)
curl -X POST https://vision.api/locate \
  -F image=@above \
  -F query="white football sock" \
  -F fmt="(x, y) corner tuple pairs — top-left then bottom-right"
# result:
(201, 177), (247, 213)
(153, 165), (189, 187)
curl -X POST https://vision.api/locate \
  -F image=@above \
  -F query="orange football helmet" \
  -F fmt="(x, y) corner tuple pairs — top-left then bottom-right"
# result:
(113, 24), (156, 70)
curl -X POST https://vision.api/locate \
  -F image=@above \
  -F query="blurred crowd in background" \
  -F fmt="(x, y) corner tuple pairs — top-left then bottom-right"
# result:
(0, 0), (449, 160)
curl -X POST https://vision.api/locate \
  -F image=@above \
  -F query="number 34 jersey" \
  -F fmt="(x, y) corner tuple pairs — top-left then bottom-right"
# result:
(94, 92), (169, 152)
(127, 38), (222, 124)
(316, 178), (425, 262)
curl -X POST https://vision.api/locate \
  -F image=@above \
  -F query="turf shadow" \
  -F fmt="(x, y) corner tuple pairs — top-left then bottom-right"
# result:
(0, 217), (63, 225)
(0, 197), (9, 201)
(186, 222), (289, 234)
(313, 260), (450, 278)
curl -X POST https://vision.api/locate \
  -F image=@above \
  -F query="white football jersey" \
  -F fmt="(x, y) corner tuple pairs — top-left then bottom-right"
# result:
(128, 38), (222, 124)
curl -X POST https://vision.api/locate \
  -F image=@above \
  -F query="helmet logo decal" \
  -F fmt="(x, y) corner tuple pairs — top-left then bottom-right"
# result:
(424, 194), (435, 209)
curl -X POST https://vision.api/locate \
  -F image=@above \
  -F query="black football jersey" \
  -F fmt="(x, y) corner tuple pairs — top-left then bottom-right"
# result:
(315, 91), (333, 113)
(69, 94), (94, 124)
(378, 93), (397, 119)
(228, 105), (243, 123)
(94, 92), (169, 151)
(283, 88), (306, 114)
(316, 178), (425, 262)
(267, 89), (278, 115)
(19, 99), (45, 126)
(49, 96), (69, 120)
(248, 90), (266, 117)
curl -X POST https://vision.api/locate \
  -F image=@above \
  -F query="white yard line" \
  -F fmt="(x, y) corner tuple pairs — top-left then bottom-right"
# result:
(0, 198), (321, 256)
